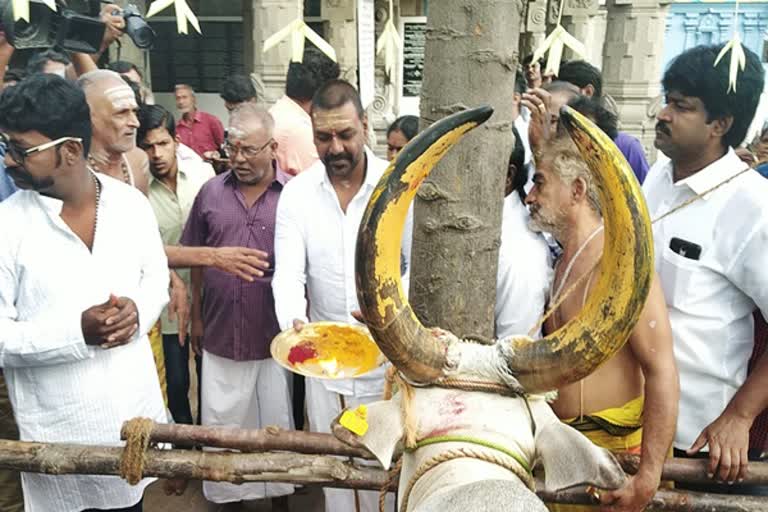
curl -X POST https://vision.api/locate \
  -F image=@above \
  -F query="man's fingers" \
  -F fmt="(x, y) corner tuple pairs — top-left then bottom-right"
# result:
(293, 319), (305, 332)
(716, 447), (732, 483)
(102, 324), (138, 348)
(240, 247), (269, 260)
(687, 432), (708, 456)
(178, 321), (188, 347)
(737, 448), (749, 482)
(238, 262), (264, 278)
(708, 441), (721, 479)
(232, 265), (257, 282)
(104, 306), (136, 327)
(103, 312), (138, 335)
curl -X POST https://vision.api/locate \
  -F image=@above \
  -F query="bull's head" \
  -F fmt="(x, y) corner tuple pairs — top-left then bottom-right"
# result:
(355, 106), (653, 394)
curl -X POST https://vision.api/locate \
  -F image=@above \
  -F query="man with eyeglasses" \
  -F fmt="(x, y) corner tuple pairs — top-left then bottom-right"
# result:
(0, 74), (167, 512)
(180, 104), (293, 511)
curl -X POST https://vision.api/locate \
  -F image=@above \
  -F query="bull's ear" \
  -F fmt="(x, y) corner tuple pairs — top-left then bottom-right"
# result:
(534, 421), (626, 492)
(333, 398), (404, 470)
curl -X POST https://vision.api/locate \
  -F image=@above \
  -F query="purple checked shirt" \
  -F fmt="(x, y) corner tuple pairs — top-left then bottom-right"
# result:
(181, 168), (287, 361)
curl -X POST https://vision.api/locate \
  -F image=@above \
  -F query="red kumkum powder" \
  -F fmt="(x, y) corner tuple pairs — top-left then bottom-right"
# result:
(288, 342), (318, 365)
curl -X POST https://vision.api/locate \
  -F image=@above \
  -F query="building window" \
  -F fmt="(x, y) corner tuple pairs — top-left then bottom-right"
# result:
(149, 21), (244, 93)
(304, 0), (322, 17)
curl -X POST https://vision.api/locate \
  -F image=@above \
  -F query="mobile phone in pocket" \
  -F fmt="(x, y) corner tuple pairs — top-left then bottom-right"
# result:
(669, 237), (702, 261)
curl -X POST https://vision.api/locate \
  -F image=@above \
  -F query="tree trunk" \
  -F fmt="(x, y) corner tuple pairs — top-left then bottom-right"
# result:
(411, 0), (523, 338)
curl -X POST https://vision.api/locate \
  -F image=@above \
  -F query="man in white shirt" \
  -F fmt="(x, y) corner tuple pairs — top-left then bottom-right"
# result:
(496, 129), (551, 339)
(0, 75), (167, 511)
(138, 104), (214, 428)
(273, 80), (406, 512)
(643, 43), (768, 491)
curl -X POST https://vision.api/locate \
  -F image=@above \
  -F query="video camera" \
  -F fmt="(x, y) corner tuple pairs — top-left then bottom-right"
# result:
(0, 0), (155, 53)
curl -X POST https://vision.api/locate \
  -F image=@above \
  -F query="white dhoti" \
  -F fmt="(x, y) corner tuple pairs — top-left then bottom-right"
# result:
(306, 376), (396, 512)
(201, 350), (295, 503)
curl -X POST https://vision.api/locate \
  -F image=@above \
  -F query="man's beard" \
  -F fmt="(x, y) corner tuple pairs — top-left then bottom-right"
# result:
(323, 152), (358, 178)
(6, 165), (54, 191)
(528, 205), (566, 239)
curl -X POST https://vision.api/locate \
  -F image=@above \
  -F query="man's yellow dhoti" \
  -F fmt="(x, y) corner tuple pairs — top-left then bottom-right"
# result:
(547, 396), (644, 511)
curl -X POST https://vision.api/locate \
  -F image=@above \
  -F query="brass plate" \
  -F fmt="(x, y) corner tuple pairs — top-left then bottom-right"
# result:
(270, 322), (387, 379)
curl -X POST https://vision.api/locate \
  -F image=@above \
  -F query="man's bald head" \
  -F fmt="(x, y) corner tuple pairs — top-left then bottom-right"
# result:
(77, 70), (139, 155)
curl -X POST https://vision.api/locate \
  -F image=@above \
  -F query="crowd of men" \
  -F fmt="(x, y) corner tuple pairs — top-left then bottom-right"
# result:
(0, 5), (767, 512)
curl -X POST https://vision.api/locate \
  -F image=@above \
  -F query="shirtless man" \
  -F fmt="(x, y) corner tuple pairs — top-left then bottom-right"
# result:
(525, 136), (679, 512)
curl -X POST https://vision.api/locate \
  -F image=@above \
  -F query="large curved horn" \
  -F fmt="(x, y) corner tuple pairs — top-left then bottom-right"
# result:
(355, 106), (494, 384)
(505, 106), (654, 392)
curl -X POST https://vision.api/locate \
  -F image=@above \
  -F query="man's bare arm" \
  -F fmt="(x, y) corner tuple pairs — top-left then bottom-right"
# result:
(600, 275), (679, 511)
(688, 345), (768, 484)
(164, 246), (269, 282)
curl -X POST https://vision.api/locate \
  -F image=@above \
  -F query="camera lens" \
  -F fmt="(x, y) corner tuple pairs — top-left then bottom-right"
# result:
(125, 16), (155, 49)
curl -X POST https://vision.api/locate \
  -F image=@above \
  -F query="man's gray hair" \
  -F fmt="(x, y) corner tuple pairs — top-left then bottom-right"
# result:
(542, 136), (601, 215)
(77, 69), (125, 92)
(229, 103), (275, 138)
(175, 83), (195, 95)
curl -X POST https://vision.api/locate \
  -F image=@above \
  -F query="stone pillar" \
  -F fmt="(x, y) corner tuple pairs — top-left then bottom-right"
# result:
(519, 0), (547, 60)
(324, 0), (358, 84)
(246, 0), (302, 104)
(601, 0), (671, 163)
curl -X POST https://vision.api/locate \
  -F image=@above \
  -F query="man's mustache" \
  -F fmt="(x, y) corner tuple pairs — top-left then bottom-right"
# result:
(324, 153), (353, 165)
(656, 122), (671, 136)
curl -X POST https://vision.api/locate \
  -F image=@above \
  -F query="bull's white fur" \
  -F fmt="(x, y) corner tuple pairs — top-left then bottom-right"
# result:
(358, 387), (626, 512)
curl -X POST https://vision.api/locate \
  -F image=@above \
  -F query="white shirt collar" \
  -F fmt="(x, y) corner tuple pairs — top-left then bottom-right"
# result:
(673, 148), (748, 199)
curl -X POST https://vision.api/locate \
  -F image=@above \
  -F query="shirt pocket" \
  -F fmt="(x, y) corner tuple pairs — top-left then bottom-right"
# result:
(659, 245), (700, 309)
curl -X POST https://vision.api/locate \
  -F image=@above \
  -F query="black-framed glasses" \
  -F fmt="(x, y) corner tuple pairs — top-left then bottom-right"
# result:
(0, 133), (82, 164)
(224, 138), (273, 159)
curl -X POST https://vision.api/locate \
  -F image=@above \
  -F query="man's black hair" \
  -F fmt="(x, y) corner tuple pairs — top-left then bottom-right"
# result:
(107, 60), (142, 79)
(3, 68), (26, 84)
(662, 44), (765, 148)
(387, 115), (419, 141)
(568, 95), (618, 139)
(514, 69), (526, 95)
(508, 126), (527, 202)
(26, 49), (71, 75)
(220, 74), (257, 104)
(558, 60), (603, 97)
(522, 54), (544, 68)
(123, 76), (145, 109)
(311, 79), (364, 120)
(286, 47), (341, 101)
(137, 104), (176, 146)
(0, 74), (91, 155)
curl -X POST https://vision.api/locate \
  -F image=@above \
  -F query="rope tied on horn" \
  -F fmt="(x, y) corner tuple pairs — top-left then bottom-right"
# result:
(120, 417), (156, 485)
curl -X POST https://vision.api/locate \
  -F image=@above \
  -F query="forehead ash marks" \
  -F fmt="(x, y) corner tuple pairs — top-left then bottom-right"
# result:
(312, 111), (357, 132)
(104, 85), (137, 111)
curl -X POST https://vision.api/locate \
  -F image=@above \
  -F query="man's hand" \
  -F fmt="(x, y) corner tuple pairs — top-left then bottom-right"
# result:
(350, 310), (364, 323)
(521, 88), (554, 157)
(688, 410), (752, 484)
(598, 473), (658, 512)
(212, 247), (270, 281)
(99, 3), (126, 51)
(292, 319), (305, 333)
(101, 295), (140, 349)
(81, 297), (120, 346)
(168, 273), (190, 347)
(190, 314), (203, 356)
(81, 294), (138, 348)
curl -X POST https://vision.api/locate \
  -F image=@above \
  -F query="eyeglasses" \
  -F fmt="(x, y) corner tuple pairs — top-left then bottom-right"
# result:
(224, 139), (273, 159)
(0, 133), (83, 164)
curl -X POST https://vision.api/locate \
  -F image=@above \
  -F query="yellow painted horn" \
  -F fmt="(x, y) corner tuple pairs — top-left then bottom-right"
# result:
(505, 106), (654, 392)
(355, 106), (494, 383)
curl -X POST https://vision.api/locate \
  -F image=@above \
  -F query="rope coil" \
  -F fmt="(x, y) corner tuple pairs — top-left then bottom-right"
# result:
(120, 417), (155, 485)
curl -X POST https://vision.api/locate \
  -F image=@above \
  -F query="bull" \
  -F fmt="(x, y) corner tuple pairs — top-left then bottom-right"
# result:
(333, 105), (654, 511)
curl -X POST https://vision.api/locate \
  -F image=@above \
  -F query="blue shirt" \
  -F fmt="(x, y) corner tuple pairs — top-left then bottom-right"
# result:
(0, 147), (16, 202)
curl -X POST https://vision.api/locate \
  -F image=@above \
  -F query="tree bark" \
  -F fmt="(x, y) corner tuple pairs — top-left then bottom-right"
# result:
(121, 422), (372, 459)
(411, 0), (524, 338)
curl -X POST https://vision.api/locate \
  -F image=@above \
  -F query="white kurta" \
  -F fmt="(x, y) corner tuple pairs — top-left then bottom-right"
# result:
(495, 194), (552, 339)
(0, 174), (169, 512)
